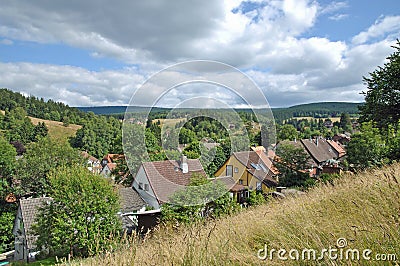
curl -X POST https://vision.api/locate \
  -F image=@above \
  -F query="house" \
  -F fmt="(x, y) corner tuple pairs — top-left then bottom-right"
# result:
(100, 154), (123, 177)
(327, 140), (346, 159)
(214, 149), (278, 195)
(13, 197), (52, 262)
(277, 138), (346, 177)
(333, 133), (351, 145)
(101, 162), (117, 177)
(211, 176), (248, 203)
(132, 156), (207, 209)
(118, 187), (148, 234)
(81, 151), (102, 174)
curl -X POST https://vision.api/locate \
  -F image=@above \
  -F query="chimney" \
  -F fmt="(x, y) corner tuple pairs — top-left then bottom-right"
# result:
(294, 137), (297, 143)
(316, 138), (319, 146)
(180, 155), (188, 173)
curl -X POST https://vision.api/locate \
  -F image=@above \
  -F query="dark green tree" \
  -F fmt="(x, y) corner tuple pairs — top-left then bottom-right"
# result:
(359, 40), (400, 129)
(33, 166), (121, 258)
(275, 140), (313, 188)
(277, 124), (298, 141)
(15, 138), (82, 196)
(161, 173), (239, 224)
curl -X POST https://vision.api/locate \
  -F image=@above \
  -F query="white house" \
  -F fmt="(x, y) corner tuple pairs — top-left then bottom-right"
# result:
(132, 156), (206, 209)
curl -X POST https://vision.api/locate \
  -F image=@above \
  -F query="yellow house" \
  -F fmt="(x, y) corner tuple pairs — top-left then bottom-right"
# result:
(215, 150), (278, 195)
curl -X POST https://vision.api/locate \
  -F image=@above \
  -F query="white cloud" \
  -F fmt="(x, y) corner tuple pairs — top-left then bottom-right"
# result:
(0, 1), (397, 107)
(0, 62), (145, 106)
(352, 16), (400, 45)
(329, 13), (348, 21)
(319, 1), (348, 15)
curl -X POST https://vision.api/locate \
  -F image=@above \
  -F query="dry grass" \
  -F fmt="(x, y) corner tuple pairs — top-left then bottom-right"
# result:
(67, 165), (400, 265)
(29, 117), (81, 142)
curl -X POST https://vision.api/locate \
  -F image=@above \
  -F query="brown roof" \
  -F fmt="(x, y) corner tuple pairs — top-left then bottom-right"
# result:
(233, 151), (278, 187)
(81, 151), (99, 162)
(276, 140), (318, 167)
(300, 138), (338, 164)
(19, 197), (52, 249)
(106, 162), (117, 171)
(103, 154), (124, 164)
(119, 187), (146, 213)
(141, 159), (206, 204)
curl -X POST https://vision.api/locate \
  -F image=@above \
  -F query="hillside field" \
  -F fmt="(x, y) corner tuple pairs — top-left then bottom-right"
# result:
(29, 117), (81, 142)
(68, 164), (400, 265)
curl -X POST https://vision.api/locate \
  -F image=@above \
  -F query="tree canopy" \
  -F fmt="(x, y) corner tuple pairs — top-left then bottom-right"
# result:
(33, 166), (121, 258)
(359, 40), (400, 129)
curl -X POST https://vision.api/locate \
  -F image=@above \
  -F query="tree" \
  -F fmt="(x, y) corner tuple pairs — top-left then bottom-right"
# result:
(275, 140), (312, 188)
(359, 40), (400, 129)
(15, 138), (83, 196)
(0, 179), (17, 253)
(161, 173), (239, 224)
(33, 166), (121, 258)
(0, 136), (17, 181)
(277, 124), (298, 141)
(347, 122), (388, 170)
(339, 113), (352, 132)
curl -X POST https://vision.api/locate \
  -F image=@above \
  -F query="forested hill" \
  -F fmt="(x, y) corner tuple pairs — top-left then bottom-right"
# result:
(77, 102), (362, 121)
(0, 88), (88, 125)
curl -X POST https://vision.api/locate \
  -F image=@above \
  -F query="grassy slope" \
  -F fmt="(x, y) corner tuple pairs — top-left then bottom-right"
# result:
(71, 165), (399, 265)
(1, 110), (81, 142)
(29, 117), (81, 142)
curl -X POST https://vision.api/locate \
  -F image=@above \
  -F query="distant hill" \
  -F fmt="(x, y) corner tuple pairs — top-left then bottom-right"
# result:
(77, 102), (362, 122)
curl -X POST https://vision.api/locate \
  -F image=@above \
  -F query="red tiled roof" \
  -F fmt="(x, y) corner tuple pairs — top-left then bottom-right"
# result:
(141, 159), (206, 204)
(327, 140), (346, 158)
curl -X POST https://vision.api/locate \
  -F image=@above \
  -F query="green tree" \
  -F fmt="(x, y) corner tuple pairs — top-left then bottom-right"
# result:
(339, 113), (352, 132)
(347, 122), (388, 170)
(162, 174), (239, 224)
(359, 40), (400, 129)
(0, 179), (17, 253)
(15, 138), (82, 196)
(33, 166), (121, 258)
(278, 124), (298, 141)
(275, 140), (312, 188)
(0, 136), (17, 181)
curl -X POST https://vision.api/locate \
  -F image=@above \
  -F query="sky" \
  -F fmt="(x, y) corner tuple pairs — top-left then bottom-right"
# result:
(0, 0), (399, 108)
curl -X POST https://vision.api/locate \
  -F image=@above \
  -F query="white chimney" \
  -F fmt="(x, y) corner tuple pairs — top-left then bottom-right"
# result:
(181, 155), (188, 173)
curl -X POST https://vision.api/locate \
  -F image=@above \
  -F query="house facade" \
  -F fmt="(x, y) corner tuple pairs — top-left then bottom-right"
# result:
(214, 149), (278, 194)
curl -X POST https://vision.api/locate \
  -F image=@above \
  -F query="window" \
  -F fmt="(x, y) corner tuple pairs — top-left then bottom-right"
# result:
(144, 184), (149, 191)
(239, 179), (243, 185)
(256, 182), (262, 191)
(138, 182), (143, 190)
(226, 165), (233, 177)
(234, 167), (239, 173)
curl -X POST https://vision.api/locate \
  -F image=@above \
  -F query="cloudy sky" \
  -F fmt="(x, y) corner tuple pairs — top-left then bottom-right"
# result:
(0, 0), (399, 108)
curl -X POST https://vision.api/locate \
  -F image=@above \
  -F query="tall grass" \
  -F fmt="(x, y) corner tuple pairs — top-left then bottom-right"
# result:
(68, 164), (400, 265)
